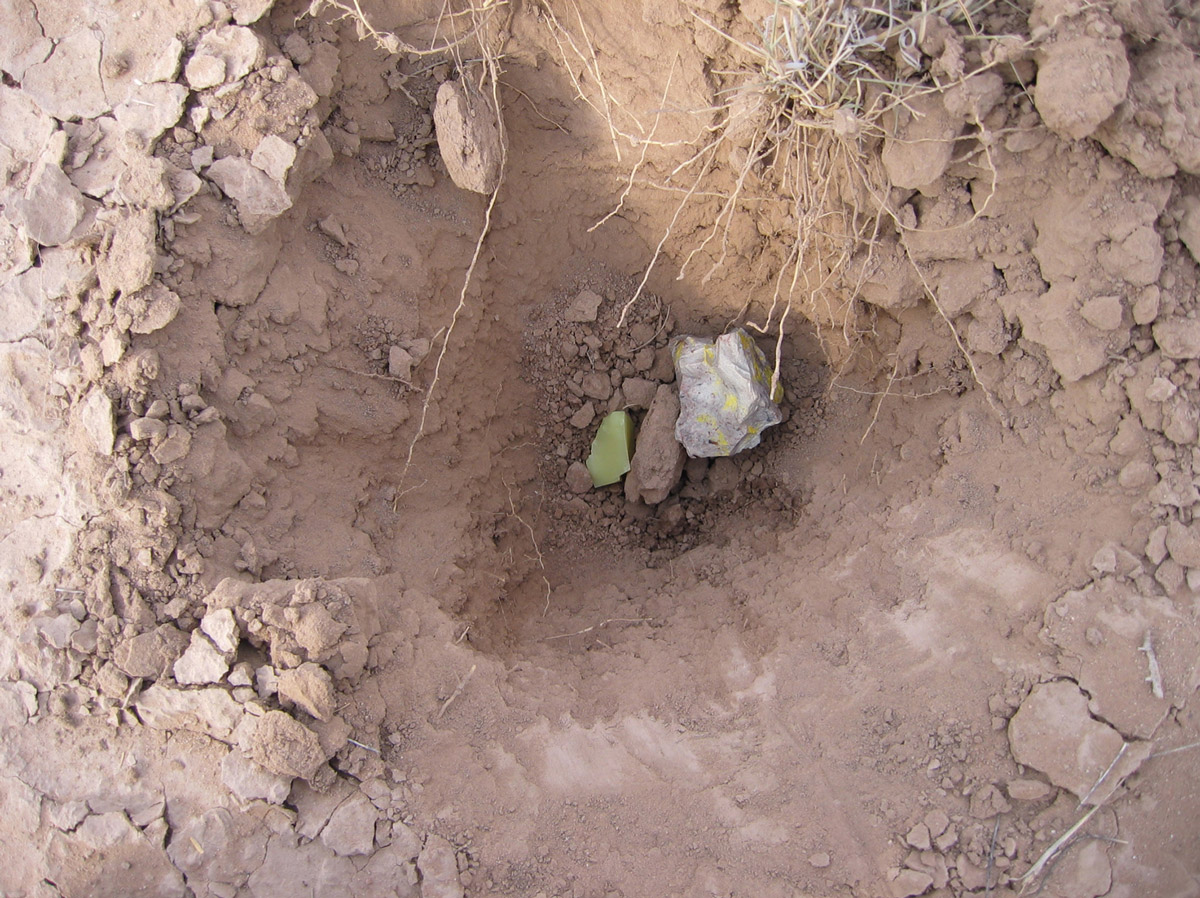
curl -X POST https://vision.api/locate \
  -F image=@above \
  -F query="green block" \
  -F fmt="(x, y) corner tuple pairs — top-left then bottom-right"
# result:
(585, 410), (635, 487)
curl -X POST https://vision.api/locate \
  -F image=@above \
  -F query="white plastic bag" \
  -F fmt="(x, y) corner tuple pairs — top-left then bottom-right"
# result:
(671, 328), (783, 458)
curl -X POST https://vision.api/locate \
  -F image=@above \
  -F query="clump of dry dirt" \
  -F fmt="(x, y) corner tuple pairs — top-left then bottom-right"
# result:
(2, 1), (1200, 897)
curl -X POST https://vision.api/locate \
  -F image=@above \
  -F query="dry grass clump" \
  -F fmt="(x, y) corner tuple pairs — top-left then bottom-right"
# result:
(548, 0), (1002, 382)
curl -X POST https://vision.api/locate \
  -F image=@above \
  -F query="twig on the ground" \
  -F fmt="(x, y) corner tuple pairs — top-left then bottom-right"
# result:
(1017, 805), (1099, 896)
(437, 663), (478, 719)
(329, 363), (413, 387)
(1149, 739), (1200, 759)
(985, 818), (1001, 897)
(1077, 741), (1128, 808)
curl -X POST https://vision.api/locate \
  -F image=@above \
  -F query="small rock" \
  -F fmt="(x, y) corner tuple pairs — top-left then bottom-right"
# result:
(251, 134), (297, 185)
(1079, 295), (1123, 331)
(417, 834), (465, 898)
(569, 401), (596, 429)
(321, 793), (378, 857)
(1117, 459), (1157, 490)
(968, 783), (1011, 819)
(1153, 317), (1200, 360)
(184, 54), (226, 90)
(433, 79), (503, 194)
(625, 384), (685, 505)
(1180, 201), (1200, 266)
(241, 710), (327, 780)
(620, 377), (657, 410)
(221, 750), (292, 804)
(388, 346), (414, 381)
(227, 662), (254, 688)
(118, 283), (182, 335)
(81, 389), (114, 456)
(135, 684), (244, 742)
(566, 461), (593, 494)
(1132, 287), (1160, 325)
(190, 144), (215, 172)
(1006, 778), (1052, 801)
(564, 289), (603, 323)
(150, 424), (192, 465)
(130, 416), (168, 441)
(890, 868), (933, 898)
(282, 33), (312, 66)
(113, 624), (190, 679)
(277, 662), (336, 721)
(905, 822), (931, 851)
(1146, 525), (1169, 565)
(255, 664), (279, 698)
(1166, 520), (1200, 568)
(207, 156), (293, 234)
(228, 0), (274, 25)
(923, 809), (949, 837)
(808, 851), (831, 868)
(1033, 36), (1129, 140)
(191, 25), (266, 87)
(1090, 545), (1117, 575)
(201, 608), (240, 655)
(173, 631), (231, 686)
(1156, 558), (1186, 593)
(581, 371), (613, 401)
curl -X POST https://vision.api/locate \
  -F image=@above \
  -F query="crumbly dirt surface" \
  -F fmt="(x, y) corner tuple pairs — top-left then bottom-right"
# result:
(2, 1), (1200, 897)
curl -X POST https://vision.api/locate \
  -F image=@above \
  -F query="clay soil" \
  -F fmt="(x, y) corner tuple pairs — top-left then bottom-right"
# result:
(2, 1), (1200, 897)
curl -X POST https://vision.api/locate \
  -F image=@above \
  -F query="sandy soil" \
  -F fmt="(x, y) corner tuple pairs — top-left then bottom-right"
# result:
(2, 0), (1200, 896)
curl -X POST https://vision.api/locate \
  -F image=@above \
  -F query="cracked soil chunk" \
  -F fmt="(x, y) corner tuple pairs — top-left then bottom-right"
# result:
(1007, 680), (1150, 804)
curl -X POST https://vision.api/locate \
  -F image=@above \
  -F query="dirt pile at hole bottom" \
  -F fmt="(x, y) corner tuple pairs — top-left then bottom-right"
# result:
(1, 1), (1199, 896)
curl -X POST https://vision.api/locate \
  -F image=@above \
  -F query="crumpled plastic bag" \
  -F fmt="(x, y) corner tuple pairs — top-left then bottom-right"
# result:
(671, 328), (783, 458)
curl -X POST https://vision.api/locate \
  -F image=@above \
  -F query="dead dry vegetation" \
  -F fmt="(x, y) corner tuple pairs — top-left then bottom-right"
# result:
(2, 0), (1200, 896)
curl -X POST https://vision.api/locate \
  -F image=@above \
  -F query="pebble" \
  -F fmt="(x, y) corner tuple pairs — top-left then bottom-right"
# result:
(569, 401), (596, 429)
(566, 461), (593, 494)
(564, 289), (603, 323)
(581, 372), (613, 401)
(905, 822), (931, 851)
(130, 416), (168, 441)
(1153, 316), (1200, 360)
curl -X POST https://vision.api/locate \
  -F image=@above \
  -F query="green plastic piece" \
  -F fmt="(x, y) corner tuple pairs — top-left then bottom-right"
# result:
(585, 410), (635, 487)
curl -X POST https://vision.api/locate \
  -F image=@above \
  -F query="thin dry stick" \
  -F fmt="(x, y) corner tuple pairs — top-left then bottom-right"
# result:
(1150, 739), (1200, 759)
(436, 663), (477, 719)
(1017, 805), (1099, 896)
(1077, 741), (1128, 808)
